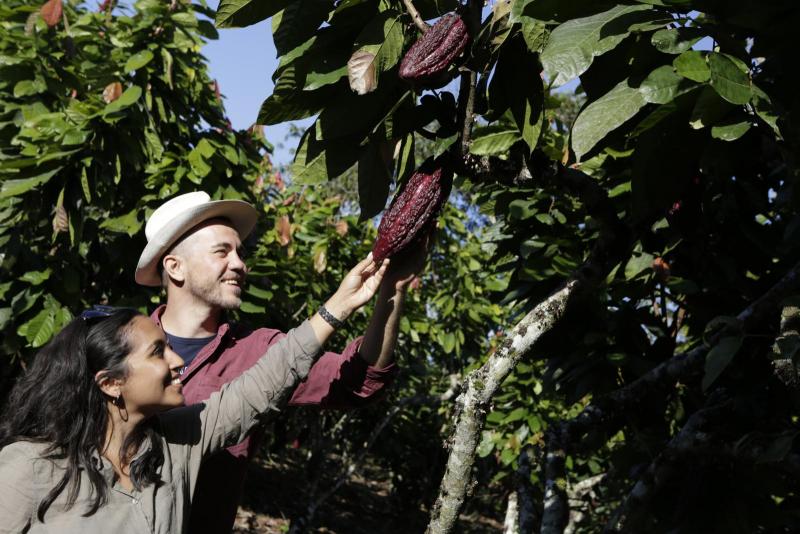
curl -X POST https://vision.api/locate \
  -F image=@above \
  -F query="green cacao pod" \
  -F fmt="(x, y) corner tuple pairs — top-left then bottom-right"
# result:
(372, 157), (453, 263)
(398, 13), (469, 89)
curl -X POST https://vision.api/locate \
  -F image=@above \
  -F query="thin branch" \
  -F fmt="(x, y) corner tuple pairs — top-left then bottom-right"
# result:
(402, 0), (430, 33)
(457, 70), (477, 153)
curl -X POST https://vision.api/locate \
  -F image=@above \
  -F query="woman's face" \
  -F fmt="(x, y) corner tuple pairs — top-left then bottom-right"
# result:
(118, 316), (185, 416)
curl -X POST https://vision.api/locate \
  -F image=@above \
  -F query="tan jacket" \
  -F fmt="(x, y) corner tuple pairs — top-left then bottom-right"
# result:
(0, 321), (321, 534)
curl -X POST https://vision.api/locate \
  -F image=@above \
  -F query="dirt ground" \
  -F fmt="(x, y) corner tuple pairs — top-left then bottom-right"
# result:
(232, 450), (504, 533)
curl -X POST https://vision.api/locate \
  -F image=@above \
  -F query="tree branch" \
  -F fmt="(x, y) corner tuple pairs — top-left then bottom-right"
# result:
(426, 280), (579, 534)
(516, 446), (538, 533)
(604, 399), (731, 532)
(402, 0), (429, 33)
(539, 259), (800, 533)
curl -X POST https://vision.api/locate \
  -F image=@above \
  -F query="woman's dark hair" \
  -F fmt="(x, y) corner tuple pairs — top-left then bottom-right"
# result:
(0, 309), (164, 520)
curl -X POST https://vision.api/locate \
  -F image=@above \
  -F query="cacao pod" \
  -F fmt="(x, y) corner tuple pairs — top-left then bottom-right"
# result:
(398, 13), (469, 89)
(372, 157), (453, 263)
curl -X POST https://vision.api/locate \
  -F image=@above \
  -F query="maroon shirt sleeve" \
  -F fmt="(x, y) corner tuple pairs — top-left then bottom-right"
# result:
(288, 335), (398, 408)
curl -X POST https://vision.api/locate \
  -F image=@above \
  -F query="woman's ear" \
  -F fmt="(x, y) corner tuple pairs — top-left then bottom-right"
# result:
(95, 371), (123, 400)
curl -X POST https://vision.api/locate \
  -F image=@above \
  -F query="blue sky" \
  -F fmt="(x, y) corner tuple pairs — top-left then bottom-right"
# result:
(201, 1), (310, 166)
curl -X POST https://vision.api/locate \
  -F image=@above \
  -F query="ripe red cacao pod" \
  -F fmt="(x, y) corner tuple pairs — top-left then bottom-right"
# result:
(399, 13), (469, 89)
(372, 157), (453, 263)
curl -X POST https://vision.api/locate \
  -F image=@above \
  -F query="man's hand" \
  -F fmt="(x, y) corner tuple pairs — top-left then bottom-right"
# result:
(381, 227), (433, 293)
(325, 253), (389, 321)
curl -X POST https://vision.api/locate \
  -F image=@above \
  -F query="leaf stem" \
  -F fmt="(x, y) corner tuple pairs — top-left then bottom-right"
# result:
(402, 0), (430, 33)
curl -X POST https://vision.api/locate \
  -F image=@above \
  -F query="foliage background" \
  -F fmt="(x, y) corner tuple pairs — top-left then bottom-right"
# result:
(4, 0), (800, 532)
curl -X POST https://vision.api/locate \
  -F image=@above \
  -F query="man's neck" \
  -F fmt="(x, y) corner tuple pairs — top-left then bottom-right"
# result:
(160, 293), (223, 338)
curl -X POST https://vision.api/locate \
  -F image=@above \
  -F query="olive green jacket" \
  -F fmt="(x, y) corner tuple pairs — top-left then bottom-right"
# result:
(0, 321), (321, 534)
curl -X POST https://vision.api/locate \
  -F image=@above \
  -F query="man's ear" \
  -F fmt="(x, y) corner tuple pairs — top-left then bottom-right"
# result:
(95, 371), (123, 399)
(162, 254), (185, 283)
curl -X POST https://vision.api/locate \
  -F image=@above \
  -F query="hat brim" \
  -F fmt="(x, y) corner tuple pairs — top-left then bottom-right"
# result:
(135, 200), (258, 287)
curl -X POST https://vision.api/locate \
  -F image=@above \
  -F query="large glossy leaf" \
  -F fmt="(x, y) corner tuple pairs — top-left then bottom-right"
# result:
(272, 0), (335, 56)
(708, 52), (752, 105)
(357, 137), (392, 219)
(490, 36), (545, 152)
(711, 120), (751, 141)
(290, 126), (360, 184)
(673, 50), (710, 82)
(571, 79), (646, 160)
(650, 26), (703, 54)
(216, 0), (288, 28)
(638, 64), (696, 104)
(702, 335), (743, 391)
(0, 167), (61, 199)
(469, 124), (521, 156)
(540, 4), (653, 87)
(125, 50), (154, 72)
(104, 85), (143, 114)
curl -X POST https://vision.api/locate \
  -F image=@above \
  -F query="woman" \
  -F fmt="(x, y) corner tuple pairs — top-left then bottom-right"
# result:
(0, 254), (387, 533)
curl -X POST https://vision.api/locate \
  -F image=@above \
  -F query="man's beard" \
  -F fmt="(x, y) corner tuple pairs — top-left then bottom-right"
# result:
(187, 275), (242, 310)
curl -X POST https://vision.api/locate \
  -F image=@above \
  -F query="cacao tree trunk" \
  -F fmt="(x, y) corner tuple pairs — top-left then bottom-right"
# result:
(425, 281), (578, 534)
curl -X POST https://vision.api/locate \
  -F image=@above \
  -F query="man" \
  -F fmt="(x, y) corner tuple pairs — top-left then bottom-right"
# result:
(135, 191), (420, 533)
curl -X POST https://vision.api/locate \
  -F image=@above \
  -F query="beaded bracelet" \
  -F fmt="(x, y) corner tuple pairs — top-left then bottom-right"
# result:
(318, 305), (344, 329)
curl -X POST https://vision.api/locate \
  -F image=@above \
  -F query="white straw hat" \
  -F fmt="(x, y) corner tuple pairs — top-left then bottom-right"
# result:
(135, 191), (258, 286)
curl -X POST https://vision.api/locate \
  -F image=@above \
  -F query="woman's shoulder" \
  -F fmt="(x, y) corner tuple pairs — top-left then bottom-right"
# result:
(0, 440), (50, 461)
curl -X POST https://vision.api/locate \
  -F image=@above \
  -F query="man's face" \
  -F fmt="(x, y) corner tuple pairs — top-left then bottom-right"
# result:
(176, 220), (248, 310)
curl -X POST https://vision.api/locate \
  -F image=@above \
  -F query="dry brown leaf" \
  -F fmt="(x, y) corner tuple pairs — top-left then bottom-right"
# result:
(102, 81), (123, 103)
(52, 204), (68, 234)
(652, 257), (671, 282)
(334, 220), (348, 237)
(25, 11), (40, 35)
(40, 0), (62, 28)
(313, 248), (327, 273)
(276, 215), (292, 246)
(347, 50), (377, 95)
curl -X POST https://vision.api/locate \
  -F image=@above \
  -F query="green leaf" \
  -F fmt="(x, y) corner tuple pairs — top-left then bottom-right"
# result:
(125, 50), (154, 72)
(752, 85), (782, 138)
(540, 4), (652, 87)
(708, 52), (752, 105)
(104, 86), (143, 114)
(13, 78), (47, 98)
(490, 36), (544, 152)
(19, 268), (52, 286)
(353, 11), (404, 74)
(624, 249), (654, 279)
(477, 432), (496, 457)
(216, 0), (288, 28)
(469, 124), (521, 156)
(357, 137), (392, 220)
(17, 307), (55, 348)
(0, 167), (61, 199)
(711, 120), (751, 141)
(689, 85), (732, 129)
(673, 50), (710, 82)
(702, 335), (743, 391)
(290, 127), (360, 184)
(638, 65), (696, 104)
(273, 0), (335, 56)
(257, 88), (325, 125)
(571, 80), (646, 161)
(100, 208), (142, 237)
(650, 27), (703, 54)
